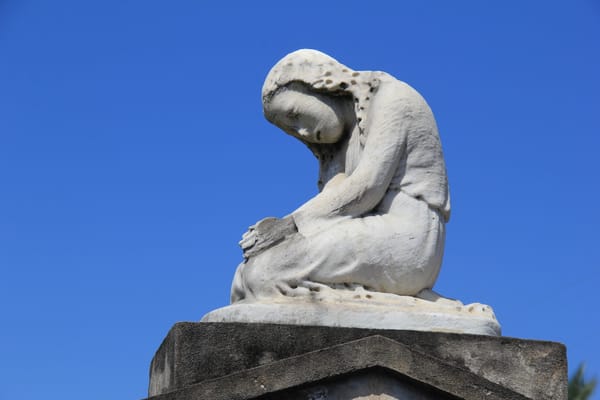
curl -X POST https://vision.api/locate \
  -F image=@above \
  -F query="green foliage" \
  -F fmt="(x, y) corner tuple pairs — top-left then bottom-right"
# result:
(569, 364), (597, 400)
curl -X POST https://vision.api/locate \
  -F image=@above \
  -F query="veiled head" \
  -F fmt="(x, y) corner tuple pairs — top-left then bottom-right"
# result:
(262, 49), (380, 139)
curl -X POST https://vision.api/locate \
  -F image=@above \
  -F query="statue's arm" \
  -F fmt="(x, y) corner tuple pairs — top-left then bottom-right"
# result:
(292, 81), (413, 233)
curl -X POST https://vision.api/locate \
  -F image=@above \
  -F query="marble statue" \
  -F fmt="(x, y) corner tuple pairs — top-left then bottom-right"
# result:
(202, 50), (500, 336)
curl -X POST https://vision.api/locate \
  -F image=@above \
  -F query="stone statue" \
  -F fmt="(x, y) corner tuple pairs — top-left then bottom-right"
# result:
(203, 50), (500, 336)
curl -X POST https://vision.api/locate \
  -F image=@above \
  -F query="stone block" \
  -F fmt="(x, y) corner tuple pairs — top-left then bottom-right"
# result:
(145, 322), (567, 400)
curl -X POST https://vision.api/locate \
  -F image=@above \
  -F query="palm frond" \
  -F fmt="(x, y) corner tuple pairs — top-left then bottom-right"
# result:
(569, 363), (597, 400)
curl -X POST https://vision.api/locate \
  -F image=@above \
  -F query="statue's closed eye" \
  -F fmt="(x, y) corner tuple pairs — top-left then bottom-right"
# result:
(286, 110), (300, 120)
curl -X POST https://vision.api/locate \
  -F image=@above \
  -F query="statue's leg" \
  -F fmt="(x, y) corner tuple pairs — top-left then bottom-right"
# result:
(230, 233), (315, 302)
(230, 262), (246, 303)
(305, 201), (445, 296)
(231, 199), (445, 301)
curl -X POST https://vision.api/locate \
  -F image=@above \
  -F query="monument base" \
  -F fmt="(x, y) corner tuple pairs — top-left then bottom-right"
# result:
(145, 322), (566, 400)
(201, 289), (501, 336)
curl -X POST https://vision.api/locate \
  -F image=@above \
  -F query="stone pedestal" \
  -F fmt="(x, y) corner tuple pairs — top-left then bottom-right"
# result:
(201, 295), (500, 336)
(145, 322), (567, 400)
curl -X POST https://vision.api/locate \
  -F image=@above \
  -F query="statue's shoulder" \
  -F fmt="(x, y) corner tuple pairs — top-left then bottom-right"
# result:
(370, 72), (431, 113)
(373, 72), (412, 90)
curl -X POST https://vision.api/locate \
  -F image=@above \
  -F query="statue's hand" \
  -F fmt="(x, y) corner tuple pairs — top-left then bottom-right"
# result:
(239, 216), (297, 259)
(239, 217), (277, 251)
(239, 226), (259, 252)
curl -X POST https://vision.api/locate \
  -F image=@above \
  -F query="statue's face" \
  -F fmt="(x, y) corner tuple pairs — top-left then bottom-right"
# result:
(265, 85), (347, 144)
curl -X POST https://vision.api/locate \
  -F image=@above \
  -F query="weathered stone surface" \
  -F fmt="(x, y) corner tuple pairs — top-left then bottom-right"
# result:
(203, 49), (502, 334)
(258, 369), (458, 400)
(202, 294), (500, 336)
(146, 322), (567, 400)
(148, 335), (530, 400)
(233, 48), (452, 301)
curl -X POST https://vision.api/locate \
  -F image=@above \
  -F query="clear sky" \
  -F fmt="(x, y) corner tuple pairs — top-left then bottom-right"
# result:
(1, 1), (599, 399)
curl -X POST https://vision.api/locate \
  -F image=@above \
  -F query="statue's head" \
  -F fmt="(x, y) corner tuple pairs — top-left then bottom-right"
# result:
(263, 81), (349, 144)
(262, 49), (379, 143)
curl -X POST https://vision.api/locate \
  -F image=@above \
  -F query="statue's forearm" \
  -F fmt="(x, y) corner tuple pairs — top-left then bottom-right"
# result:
(293, 83), (409, 230)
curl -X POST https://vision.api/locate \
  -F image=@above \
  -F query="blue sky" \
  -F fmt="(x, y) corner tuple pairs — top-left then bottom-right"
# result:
(1, 1), (599, 399)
